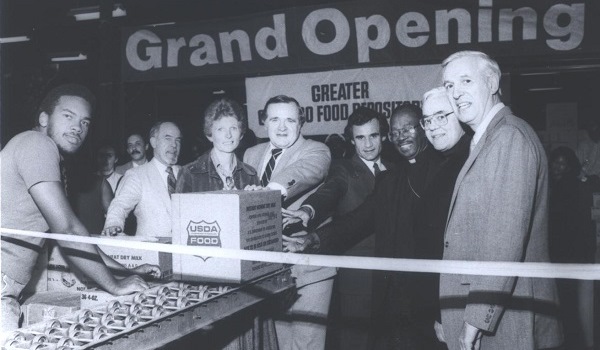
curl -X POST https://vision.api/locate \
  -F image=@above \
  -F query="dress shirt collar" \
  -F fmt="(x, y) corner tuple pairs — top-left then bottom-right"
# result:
(359, 157), (386, 175)
(471, 102), (505, 148)
(152, 157), (179, 187)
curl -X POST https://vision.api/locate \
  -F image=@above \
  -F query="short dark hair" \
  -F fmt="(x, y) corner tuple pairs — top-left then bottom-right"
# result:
(260, 95), (305, 125)
(391, 103), (422, 122)
(37, 84), (96, 124)
(203, 98), (247, 137)
(344, 106), (389, 140)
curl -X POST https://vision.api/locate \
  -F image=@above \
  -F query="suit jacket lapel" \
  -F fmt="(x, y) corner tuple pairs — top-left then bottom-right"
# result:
(271, 136), (306, 177)
(444, 107), (511, 234)
(148, 163), (171, 207)
(351, 154), (375, 183)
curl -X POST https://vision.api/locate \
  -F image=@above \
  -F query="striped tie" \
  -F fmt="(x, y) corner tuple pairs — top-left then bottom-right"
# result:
(261, 148), (282, 187)
(166, 166), (176, 196)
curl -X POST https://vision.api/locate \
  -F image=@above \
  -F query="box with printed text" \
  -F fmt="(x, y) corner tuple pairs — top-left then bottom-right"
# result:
(47, 242), (98, 292)
(99, 236), (173, 280)
(47, 237), (173, 292)
(171, 190), (283, 283)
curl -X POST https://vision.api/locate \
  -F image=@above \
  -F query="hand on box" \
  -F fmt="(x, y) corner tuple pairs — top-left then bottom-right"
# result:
(131, 264), (162, 279)
(102, 225), (123, 236)
(282, 208), (310, 228)
(283, 231), (319, 253)
(243, 184), (264, 191)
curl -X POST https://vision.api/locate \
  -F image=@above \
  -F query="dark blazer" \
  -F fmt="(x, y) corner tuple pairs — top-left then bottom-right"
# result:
(316, 147), (443, 326)
(440, 107), (562, 350)
(175, 151), (258, 193)
(303, 153), (395, 227)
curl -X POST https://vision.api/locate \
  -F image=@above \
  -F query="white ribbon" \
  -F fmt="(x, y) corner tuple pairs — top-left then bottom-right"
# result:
(2, 227), (599, 280)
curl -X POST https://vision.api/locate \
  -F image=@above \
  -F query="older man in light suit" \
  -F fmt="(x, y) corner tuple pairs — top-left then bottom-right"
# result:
(439, 51), (562, 350)
(244, 95), (331, 350)
(103, 121), (182, 237)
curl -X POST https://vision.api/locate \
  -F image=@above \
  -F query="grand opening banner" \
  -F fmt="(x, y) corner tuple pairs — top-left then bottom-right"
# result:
(122, 0), (596, 82)
(245, 65), (442, 137)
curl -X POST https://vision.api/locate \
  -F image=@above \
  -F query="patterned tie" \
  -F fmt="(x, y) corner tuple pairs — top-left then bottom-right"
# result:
(373, 162), (381, 176)
(261, 148), (283, 187)
(166, 166), (176, 196)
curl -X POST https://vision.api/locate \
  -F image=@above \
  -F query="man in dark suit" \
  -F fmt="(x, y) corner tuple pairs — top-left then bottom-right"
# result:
(439, 50), (562, 350)
(244, 95), (331, 350)
(282, 107), (394, 349)
(282, 106), (393, 228)
(285, 103), (443, 349)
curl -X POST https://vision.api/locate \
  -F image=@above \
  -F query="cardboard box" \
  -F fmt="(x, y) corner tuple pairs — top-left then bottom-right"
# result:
(21, 291), (80, 326)
(22, 244), (49, 296)
(79, 288), (130, 309)
(171, 190), (283, 283)
(98, 236), (173, 280)
(80, 282), (170, 309)
(47, 243), (98, 292)
(47, 237), (173, 292)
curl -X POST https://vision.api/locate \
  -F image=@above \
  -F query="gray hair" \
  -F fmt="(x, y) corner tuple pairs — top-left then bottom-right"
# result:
(442, 50), (501, 83)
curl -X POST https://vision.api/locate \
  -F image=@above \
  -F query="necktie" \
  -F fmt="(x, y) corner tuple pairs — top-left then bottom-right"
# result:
(166, 166), (176, 195)
(373, 162), (381, 176)
(261, 148), (283, 187)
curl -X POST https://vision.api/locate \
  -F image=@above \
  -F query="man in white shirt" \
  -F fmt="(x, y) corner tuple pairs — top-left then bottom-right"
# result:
(103, 121), (182, 237)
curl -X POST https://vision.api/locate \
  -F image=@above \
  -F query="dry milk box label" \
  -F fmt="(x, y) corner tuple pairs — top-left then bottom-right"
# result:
(99, 236), (173, 279)
(172, 190), (283, 283)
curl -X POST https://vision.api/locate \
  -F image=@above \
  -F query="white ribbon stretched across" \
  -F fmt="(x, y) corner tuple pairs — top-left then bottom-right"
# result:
(2, 227), (599, 280)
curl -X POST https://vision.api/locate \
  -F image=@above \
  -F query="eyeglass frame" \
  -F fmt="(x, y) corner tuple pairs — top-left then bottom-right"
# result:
(419, 111), (454, 130)
(389, 125), (419, 139)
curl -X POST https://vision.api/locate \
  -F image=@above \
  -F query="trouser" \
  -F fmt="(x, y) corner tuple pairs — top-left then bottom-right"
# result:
(1, 272), (26, 343)
(274, 277), (334, 350)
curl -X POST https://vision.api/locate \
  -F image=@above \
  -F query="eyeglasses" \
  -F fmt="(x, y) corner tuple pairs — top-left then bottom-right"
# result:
(419, 111), (453, 130)
(390, 125), (418, 139)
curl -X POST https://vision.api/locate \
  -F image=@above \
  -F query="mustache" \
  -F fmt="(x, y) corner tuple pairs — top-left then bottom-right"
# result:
(130, 150), (141, 154)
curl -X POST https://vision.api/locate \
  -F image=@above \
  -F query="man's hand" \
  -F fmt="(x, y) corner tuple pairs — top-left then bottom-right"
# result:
(283, 231), (319, 253)
(459, 322), (482, 350)
(108, 275), (149, 295)
(102, 226), (123, 236)
(131, 264), (162, 279)
(282, 208), (310, 228)
(243, 184), (264, 191)
(434, 321), (446, 343)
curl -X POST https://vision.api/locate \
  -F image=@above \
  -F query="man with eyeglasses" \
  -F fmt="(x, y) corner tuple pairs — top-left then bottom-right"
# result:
(284, 103), (448, 349)
(412, 87), (471, 350)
